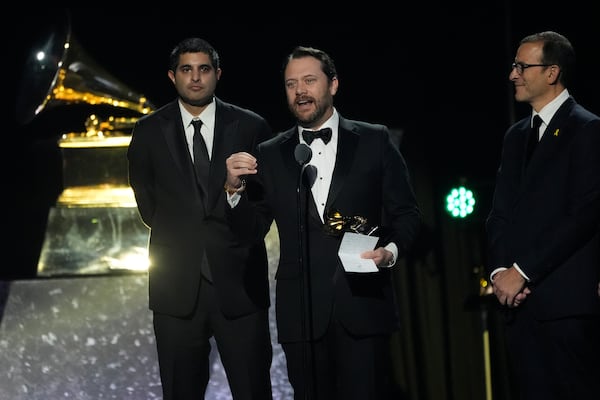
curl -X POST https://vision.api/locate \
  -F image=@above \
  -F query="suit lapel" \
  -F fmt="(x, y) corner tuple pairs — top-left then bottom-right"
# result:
(160, 101), (198, 189)
(525, 97), (575, 174)
(326, 118), (359, 212)
(281, 129), (301, 176)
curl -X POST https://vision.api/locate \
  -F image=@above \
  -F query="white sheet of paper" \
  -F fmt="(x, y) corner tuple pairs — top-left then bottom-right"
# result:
(337, 232), (379, 273)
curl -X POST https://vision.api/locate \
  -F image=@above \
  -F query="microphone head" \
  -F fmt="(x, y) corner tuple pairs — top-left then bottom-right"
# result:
(294, 143), (312, 165)
(304, 165), (317, 188)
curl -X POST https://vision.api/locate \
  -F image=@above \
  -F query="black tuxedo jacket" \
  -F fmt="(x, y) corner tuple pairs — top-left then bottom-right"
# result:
(229, 115), (421, 343)
(486, 96), (600, 320)
(128, 97), (272, 318)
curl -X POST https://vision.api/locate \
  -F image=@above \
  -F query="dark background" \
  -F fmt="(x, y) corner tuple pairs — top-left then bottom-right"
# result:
(8, 5), (600, 276)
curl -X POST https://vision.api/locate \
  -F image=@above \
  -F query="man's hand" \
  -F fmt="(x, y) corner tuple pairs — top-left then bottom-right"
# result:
(361, 247), (394, 268)
(492, 266), (529, 307)
(226, 152), (258, 188)
(511, 287), (531, 307)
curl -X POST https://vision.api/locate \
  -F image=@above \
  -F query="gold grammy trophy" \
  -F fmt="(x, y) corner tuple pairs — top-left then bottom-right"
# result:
(19, 22), (154, 276)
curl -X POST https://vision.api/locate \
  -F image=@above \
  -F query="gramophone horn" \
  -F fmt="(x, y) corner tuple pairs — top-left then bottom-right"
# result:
(16, 18), (154, 125)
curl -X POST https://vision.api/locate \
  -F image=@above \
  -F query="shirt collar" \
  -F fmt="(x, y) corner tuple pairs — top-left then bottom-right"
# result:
(535, 89), (570, 125)
(179, 97), (217, 131)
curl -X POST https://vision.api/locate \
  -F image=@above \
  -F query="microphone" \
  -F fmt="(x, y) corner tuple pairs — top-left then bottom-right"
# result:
(293, 143), (316, 396)
(294, 143), (312, 165)
(295, 143), (316, 188)
(304, 165), (317, 188)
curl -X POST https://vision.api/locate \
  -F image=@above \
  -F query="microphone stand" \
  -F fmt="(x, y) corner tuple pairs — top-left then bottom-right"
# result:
(295, 144), (317, 400)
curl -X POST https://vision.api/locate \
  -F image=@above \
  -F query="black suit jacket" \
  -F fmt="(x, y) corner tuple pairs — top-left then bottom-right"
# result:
(486, 96), (600, 320)
(228, 115), (421, 342)
(128, 97), (272, 318)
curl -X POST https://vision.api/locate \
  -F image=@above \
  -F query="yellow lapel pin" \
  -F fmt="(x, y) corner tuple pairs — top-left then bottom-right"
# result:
(553, 129), (560, 136)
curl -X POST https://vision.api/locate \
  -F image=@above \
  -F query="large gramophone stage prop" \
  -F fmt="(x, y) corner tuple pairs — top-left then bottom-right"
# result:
(18, 19), (154, 276)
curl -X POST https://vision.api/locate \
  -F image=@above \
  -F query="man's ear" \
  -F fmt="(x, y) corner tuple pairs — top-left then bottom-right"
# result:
(548, 65), (561, 85)
(330, 76), (339, 96)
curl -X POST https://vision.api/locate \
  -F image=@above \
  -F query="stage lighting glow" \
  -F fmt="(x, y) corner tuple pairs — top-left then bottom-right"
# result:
(446, 186), (476, 218)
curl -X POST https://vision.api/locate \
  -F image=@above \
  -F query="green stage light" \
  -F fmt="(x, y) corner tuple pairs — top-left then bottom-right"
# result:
(446, 186), (476, 218)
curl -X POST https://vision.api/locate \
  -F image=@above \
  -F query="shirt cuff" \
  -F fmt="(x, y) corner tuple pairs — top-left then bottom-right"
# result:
(489, 263), (530, 283)
(489, 267), (507, 283)
(383, 243), (398, 268)
(226, 192), (241, 208)
(512, 262), (530, 281)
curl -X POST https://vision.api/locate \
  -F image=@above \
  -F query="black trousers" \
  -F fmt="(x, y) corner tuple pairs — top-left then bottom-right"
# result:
(505, 306), (600, 400)
(281, 317), (395, 400)
(153, 279), (273, 400)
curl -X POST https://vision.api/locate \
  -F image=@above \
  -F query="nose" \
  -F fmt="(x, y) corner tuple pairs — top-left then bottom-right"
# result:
(192, 68), (203, 82)
(295, 83), (306, 95)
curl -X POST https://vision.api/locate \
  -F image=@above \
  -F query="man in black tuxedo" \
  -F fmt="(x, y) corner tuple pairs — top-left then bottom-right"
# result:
(127, 37), (273, 400)
(486, 31), (600, 399)
(224, 46), (421, 399)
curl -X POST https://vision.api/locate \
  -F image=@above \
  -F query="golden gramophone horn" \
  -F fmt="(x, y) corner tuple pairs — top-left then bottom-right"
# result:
(16, 18), (154, 126)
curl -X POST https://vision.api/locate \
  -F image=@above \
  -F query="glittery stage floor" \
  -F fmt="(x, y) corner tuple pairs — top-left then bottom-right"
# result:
(0, 274), (293, 399)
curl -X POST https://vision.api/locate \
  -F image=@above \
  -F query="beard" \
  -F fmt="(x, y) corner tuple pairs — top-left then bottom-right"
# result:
(289, 97), (331, 128)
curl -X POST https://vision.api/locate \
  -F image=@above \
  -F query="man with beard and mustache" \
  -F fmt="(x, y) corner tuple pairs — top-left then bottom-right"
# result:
(128, 37), (274, 400)
(224, 46), (422, 399)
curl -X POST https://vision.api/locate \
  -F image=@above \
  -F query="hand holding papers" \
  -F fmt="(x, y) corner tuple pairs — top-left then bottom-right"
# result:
(338, 232), (379, 273)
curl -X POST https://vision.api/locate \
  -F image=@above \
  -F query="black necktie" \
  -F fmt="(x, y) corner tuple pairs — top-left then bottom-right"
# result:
(191, 119), (212, 281)
(302, 127), (332, 145)
(526, 115), (543, 163)
(191, 119), (210, 194)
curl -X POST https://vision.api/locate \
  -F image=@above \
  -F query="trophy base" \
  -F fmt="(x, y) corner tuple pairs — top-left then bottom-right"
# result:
(37, 133), (148, 276)
(56, 184), (138, 207)
(37, 204), (149, 277)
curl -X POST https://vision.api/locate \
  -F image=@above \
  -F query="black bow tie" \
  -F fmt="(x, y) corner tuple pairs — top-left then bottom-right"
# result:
(302, 127), (332, 145)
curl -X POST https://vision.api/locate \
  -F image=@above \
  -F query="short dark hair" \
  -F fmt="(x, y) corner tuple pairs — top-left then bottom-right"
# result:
(168, 37), (220, 72)
(283, 46), (338, 81)
(520, 31), (575, 87)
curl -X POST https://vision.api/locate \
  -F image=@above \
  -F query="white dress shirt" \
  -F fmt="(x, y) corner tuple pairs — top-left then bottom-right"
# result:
(179, 98), (216, 161)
